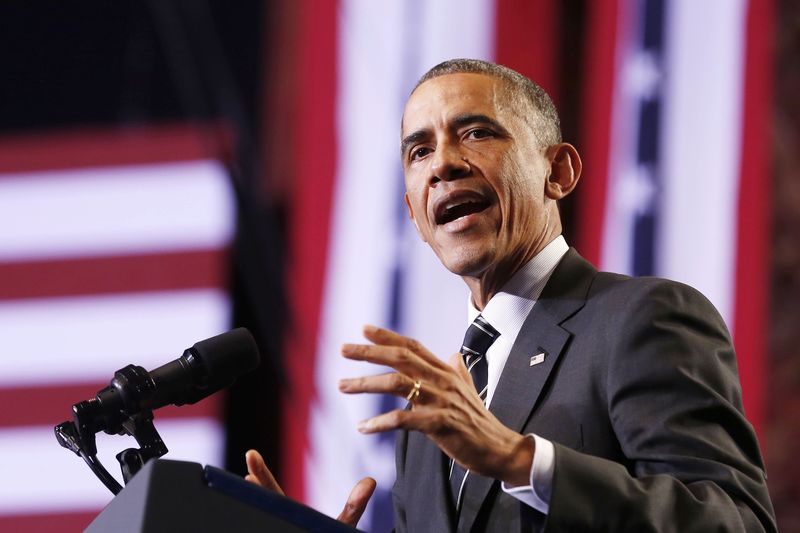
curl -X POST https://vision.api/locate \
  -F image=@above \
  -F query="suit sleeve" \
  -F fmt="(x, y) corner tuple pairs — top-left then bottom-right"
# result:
(545, 280), (776, 532)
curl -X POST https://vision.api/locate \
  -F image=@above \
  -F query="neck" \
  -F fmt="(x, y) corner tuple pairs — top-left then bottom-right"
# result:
(464, 230), (561, 310)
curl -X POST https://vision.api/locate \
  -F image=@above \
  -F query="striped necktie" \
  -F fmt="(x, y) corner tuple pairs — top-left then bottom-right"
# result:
(449, 314), (500, 511)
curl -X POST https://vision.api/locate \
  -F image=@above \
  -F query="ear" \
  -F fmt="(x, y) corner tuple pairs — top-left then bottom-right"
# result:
(404, 192), (426, 242)
(544, 143), (582, 200)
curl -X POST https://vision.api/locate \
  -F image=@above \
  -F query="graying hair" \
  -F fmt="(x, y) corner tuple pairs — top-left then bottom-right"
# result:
(414, 58), (562, 147)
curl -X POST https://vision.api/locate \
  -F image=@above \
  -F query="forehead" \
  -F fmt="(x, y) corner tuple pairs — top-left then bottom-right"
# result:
(401, 73), (516, 135)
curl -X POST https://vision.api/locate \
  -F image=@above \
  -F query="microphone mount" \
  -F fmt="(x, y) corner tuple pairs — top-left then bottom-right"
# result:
(55, 364), (170, 495)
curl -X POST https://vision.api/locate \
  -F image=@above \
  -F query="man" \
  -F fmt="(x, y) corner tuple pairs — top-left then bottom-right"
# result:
(247, 59), (776, 531)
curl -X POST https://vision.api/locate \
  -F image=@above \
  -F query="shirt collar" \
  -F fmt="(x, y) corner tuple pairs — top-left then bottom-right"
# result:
(467, 235), (569, 340)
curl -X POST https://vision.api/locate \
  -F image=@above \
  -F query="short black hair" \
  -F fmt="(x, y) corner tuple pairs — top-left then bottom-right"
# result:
(414, 58), (562, 147)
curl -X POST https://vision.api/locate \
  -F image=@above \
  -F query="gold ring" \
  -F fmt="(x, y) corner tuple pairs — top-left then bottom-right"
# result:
(406, 380), (421, 402)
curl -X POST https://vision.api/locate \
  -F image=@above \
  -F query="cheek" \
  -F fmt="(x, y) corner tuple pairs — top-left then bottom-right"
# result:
(498, 157), (543, 226)
(408, 192), (425, 217)
(405, 175), (428, 208)
(495, 157), (527, 209)
(404, 185), (429, 223)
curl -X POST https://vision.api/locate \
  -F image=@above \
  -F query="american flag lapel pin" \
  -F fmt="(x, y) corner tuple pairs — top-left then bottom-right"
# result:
(529, 351), (546, 366)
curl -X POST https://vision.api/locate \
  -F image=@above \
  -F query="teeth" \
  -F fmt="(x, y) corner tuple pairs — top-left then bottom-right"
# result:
(445, 200), (476, 211)
(436, 194), (488, 226)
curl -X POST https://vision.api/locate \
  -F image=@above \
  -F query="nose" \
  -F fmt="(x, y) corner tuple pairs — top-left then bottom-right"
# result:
(429, 143), (470, 185)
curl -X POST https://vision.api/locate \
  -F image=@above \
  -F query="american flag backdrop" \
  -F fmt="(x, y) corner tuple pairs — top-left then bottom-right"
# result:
(279, 0), (772, 531)
(0, 0), (774, 531)
(0, 125), (237, 531)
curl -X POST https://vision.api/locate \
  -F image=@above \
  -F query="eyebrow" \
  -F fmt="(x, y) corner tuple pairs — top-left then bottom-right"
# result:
(400, 130), (428, 156)
(400, 114), (508, 156)
(451, 113), (505, 132)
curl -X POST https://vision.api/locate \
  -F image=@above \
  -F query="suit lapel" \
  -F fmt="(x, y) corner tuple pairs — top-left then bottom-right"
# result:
(456, 249), (597, 532)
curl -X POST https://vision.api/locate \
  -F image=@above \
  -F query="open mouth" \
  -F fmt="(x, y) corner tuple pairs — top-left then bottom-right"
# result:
(434, 192), (492, 225)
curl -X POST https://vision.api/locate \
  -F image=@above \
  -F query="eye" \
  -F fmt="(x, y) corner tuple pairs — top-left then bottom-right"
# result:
(410, 146), (432, 161)
(466, 128), (493, 140)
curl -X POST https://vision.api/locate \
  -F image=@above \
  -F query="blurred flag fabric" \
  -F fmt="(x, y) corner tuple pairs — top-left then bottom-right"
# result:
(575, 0), (771, 440)
(280, 0), (771, 531)
(0, 126), (236, 531)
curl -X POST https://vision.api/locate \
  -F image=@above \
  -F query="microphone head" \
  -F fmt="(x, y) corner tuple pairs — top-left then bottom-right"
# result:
(185, 328), (261, 402)
(192, 327), (261, 381)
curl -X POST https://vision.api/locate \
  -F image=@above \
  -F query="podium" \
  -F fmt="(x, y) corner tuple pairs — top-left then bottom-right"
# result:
(85, 459), (361, 532)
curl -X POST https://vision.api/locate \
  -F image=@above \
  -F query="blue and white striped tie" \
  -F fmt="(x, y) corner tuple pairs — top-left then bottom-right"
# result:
(449, 314), (499, 511)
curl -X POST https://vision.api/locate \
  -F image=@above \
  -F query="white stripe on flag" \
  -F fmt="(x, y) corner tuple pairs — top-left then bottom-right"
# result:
(0, 289), (230, 386)
(306, 0), (493, 523)
(658, 0), (747, 325)
(599, 0), (747, 329)
(411, 0), (496, 72)
(307, 0), (411, 517)
(0, 418), (224, 515)
(0, 160), (235, 262)
(600, 0), (656, 277)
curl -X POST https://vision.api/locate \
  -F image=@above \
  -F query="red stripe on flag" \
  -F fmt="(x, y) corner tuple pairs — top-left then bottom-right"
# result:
(0, 123), (234, 174)
(0, 512), (97, 533)
(281, 1), (338, 501)
(0, 383), (222, 428)
(494, 0), (559, 99)
(575, 0), (620, 265)
(0, 380), (223, 426)
(733, 0), (773, 441)
(0, 249), (228, 301)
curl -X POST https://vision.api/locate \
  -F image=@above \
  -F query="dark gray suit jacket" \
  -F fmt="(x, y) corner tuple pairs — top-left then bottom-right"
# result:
(392, 249), (776, 532)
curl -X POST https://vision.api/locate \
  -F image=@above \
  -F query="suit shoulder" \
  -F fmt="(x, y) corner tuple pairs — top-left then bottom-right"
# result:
(559, 250), (726, 330)
(590, 272), (720, 311)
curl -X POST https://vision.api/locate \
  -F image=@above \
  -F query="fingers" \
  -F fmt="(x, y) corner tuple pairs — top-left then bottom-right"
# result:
(342, 373), (449, 408)
(336, 477), (377, 526)
(449, 352), (472, 385)
(245, 449), (284, 495)
(341, 341), (451, 381)
(341, 343), (421, 374)
(360, 325), (448, 369)
(246, 450), (376, 529)
(357, 408), (443, 434)
(339, 372), (415, 397)
(340, 326), (455, 398)
(357, 408), (407, 433)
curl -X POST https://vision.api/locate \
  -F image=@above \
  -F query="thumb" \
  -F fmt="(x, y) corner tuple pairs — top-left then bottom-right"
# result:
(337, 477), (376, 527)
(448, 352), (471, 385)
(244, 449), (284, 495)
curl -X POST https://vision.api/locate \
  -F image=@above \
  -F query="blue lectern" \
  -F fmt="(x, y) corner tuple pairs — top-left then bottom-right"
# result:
(85, 459), (361, 533)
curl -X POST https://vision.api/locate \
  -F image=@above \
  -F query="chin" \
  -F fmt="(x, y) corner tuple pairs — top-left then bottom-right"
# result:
(438, 248), (496, 278)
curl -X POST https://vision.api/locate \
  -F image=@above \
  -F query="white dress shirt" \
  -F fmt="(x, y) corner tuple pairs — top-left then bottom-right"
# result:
(466, 235), (568, 514)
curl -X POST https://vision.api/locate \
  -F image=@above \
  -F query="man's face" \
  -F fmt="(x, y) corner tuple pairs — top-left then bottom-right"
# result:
(401, 73), (557, 280)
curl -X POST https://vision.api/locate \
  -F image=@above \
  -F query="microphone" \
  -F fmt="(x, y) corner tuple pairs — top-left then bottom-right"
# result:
(54, 328), (261, 493)
(90, 327), (260, 433)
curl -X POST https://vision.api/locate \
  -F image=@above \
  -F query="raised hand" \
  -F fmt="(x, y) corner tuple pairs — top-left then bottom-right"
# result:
(338, 325), (533, 487)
